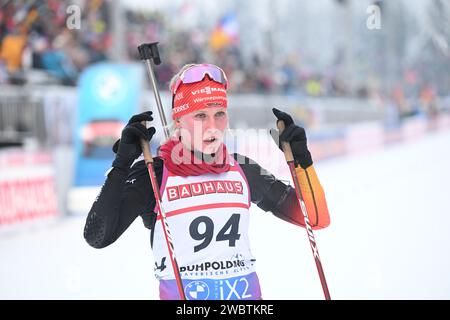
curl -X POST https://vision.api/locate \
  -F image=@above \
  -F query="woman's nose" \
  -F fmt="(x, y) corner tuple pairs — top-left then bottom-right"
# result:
(204, 116), (217, 130)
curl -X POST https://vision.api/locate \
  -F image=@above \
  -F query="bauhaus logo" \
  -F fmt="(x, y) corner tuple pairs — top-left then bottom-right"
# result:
(166, 180), (243, 201)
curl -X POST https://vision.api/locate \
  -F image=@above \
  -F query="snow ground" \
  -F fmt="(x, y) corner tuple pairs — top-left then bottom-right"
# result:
(1, 129), (450, 299)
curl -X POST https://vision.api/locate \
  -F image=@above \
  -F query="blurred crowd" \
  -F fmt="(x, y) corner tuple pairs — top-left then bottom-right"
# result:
(0, 0), (448, 153)
(0, 0), (447, 123)
(0, 0), (110, 86)
(0, 0), (356, 96)
(115, 9), (354, 97)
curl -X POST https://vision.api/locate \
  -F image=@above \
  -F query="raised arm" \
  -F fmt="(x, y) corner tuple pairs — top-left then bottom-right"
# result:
(83, 111), (159, 248)
(234, 154), (329, 230)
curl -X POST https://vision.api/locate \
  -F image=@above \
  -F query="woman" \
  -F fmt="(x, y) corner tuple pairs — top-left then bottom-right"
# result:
(84, 63), (330, 300)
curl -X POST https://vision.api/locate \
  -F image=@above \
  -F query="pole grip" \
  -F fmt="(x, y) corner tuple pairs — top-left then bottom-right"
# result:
(276, 120), (295, 162)
(138, 42), (170, 139)
(138, 42), (161, 65)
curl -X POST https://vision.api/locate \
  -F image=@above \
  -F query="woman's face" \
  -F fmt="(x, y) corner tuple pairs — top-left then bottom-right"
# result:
(177, 107), (228, 154)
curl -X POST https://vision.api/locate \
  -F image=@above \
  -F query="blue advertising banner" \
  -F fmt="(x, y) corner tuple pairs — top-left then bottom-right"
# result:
(73, 63), (143, 186)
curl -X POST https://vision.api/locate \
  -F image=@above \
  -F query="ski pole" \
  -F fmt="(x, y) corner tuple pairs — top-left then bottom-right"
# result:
(277, 120), (331, 300)
(138, 42), (186, 300)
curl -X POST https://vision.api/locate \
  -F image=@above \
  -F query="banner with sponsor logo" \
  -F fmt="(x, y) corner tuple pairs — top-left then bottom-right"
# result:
(0, 149), (58, 226)
(73, 63), (143, 186)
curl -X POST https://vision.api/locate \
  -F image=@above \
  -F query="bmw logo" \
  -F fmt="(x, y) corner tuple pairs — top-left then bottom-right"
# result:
(184, 281), (210, 300)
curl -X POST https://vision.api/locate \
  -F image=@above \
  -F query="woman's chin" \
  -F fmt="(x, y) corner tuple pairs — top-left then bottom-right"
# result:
(201, 142), (222, 155)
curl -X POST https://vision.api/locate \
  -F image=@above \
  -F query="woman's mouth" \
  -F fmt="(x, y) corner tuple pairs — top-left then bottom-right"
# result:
(203, 137), (217, 144)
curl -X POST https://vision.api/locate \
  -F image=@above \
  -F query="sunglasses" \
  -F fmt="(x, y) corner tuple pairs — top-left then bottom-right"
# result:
(171, 64), (228, 95)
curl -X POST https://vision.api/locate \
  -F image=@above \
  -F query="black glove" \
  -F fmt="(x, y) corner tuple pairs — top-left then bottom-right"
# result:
(112, 111), (156, 169)
(270, 107), (313, 169)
